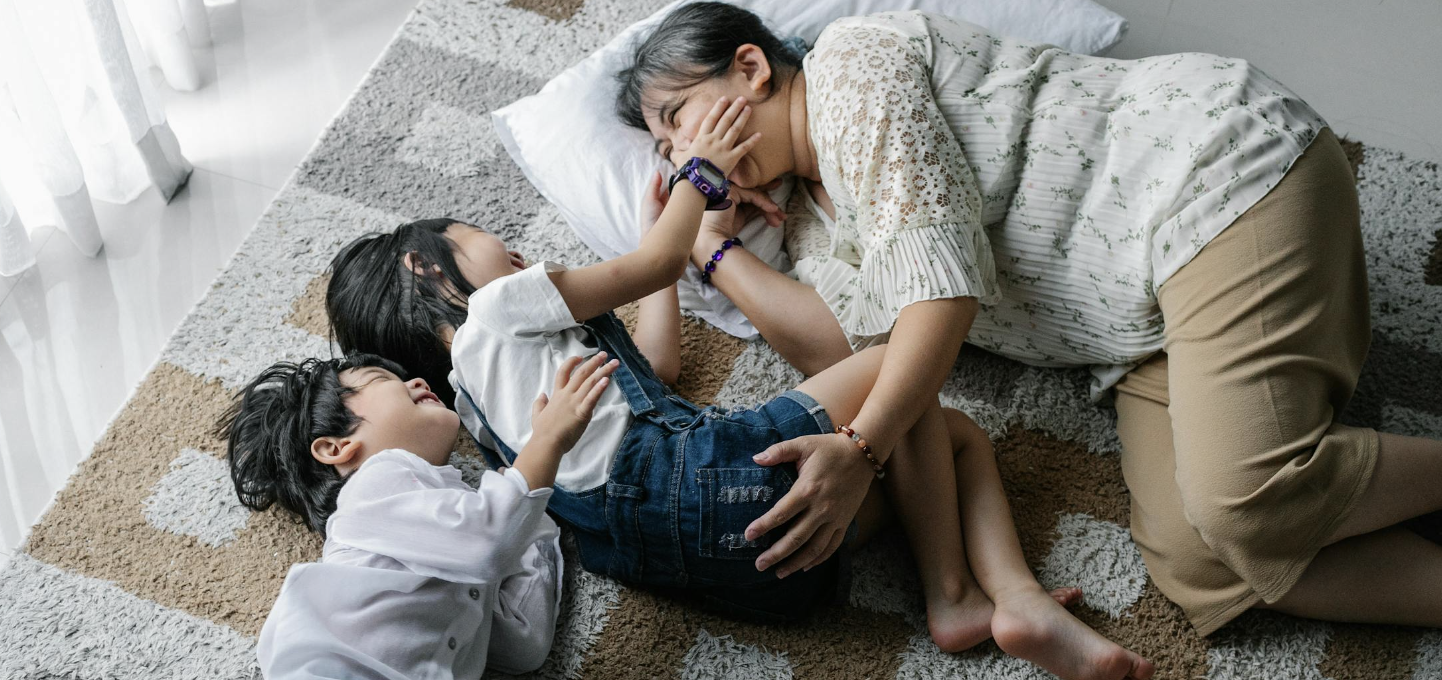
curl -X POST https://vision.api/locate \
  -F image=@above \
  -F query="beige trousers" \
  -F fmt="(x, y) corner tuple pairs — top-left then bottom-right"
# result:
(1114, 127), (1380, 635)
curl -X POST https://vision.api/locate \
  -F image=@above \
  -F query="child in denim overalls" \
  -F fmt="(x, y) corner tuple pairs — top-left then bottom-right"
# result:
(326, 98), (1152, 677)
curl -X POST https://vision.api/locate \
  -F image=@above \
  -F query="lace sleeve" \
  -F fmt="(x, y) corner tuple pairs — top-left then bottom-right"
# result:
(806, 20), (999, 333)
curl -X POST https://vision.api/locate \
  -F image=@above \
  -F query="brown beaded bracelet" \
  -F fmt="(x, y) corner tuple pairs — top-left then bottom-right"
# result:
(835, 424), (886, 479)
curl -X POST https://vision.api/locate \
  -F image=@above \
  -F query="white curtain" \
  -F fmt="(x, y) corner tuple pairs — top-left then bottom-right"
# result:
(0, 0), (206, 277)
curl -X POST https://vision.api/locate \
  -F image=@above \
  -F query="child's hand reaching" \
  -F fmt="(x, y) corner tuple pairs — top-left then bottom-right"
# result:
(530, 352), (620, 454)
(513, 353), (620, 490)
(681, 97), (762, 176)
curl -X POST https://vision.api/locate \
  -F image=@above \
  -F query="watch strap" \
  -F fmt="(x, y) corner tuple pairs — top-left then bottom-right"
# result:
(670, 157), (732, 211)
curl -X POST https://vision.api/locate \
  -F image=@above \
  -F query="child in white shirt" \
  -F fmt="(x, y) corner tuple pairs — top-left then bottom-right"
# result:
(219, 351), (617, 678)
(322, 98), (1153, 680)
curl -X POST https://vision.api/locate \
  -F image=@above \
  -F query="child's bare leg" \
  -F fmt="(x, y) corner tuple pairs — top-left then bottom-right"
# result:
(792, 347), (990, 651)
(896, 401), (998, 651)
(943, 409), (1155, 680)
(851, 482), (892, 547)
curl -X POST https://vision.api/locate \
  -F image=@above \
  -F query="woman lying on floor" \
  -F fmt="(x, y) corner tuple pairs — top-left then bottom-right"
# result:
(616, 1), (1442, 637)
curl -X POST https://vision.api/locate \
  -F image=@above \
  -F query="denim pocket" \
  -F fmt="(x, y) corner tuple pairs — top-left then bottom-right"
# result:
(696, 467), (792, 560)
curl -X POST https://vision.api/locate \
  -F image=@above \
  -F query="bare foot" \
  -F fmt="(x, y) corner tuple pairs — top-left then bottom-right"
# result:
(991, 587), (1155, 680)
(1050, 587), (1084, 607)
(926, 586), (1083, 652)
(926, 580), (995, 653)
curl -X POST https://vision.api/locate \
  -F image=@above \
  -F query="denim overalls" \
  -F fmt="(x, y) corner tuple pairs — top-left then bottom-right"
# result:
(456, 312), (851, 621)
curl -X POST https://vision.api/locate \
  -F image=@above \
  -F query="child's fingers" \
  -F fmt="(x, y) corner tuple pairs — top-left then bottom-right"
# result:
(580, 375), (611, 413)
(566, 352), (609, 391)
(576, 358), (619, 397)
(531, 392), (549, 419)
(731, 132), (763, 159)
(554, 356), (584, 392)
(699, 96), (729, 136)
(707, 96), (745, 137)
(720, 105), (751, 146)
(712, 97), (748, 141)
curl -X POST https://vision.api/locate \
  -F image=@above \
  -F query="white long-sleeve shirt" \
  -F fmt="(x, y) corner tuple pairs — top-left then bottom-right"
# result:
(256, 449), (563, 679)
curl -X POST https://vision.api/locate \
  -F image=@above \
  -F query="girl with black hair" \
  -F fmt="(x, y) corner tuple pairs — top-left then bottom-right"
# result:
(616, 0), (1442, 659)
(219, 352), (616, 677)
(324, 96), (1148, 676)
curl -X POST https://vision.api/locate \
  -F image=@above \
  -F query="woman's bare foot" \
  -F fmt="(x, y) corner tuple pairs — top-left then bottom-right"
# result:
(991, 587), (1155, 680)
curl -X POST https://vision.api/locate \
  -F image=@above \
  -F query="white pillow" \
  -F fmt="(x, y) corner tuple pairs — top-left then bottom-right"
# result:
(492, 0), (1128, 338)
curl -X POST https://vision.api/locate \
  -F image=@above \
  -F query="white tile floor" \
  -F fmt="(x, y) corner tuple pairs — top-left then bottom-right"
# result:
(0, 0), (421, 557)
(1, 0), (1439, 558)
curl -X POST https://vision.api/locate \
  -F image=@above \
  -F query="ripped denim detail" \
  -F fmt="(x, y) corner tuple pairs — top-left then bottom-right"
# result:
(718, 533), (762, 551)
(718, 485), (773, 504)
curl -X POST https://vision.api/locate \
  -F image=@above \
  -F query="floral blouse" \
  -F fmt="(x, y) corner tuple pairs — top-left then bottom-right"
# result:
(792, 11), (1327, 398)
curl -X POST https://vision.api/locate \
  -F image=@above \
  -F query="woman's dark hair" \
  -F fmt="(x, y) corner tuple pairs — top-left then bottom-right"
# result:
(216, 353), (407, 535)
(615, 2), (804, 130)
(326, 218), (475, 410)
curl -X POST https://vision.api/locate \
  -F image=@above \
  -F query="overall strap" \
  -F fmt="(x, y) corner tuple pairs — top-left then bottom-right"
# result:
(455, 386), (516, 471)
(452, 310), (669, 466)
(456, 384), (604, 532)
(582, 312), (696, 421)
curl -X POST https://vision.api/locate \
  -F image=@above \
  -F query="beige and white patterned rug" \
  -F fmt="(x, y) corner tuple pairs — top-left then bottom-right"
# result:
(4, 0), (1442, 677)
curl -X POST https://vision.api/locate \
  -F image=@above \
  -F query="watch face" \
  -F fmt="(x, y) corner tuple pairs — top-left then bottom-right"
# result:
(697, 164), (726, 186)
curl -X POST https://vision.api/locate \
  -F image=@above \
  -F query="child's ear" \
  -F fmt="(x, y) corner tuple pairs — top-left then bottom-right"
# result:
(402, 252), (444, 279)
(311, 437), (363, 467)
(733, 44), (772, 95)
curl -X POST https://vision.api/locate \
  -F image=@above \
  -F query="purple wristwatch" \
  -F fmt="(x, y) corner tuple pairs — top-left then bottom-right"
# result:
(668, 157), (733, 211)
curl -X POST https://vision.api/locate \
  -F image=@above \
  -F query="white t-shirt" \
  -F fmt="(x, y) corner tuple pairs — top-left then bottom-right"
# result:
(449, 261), (633, 492)
(257, 449), (562, 678)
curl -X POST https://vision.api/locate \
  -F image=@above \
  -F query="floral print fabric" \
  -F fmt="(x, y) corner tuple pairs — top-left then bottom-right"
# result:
(797, 11), (1327, 398)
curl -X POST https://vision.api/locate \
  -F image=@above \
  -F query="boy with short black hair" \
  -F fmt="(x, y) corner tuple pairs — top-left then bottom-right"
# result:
(219, 351), (616, 678)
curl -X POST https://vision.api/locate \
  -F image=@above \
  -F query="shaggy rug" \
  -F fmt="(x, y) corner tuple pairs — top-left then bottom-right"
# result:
(3, 0), (1441, 677)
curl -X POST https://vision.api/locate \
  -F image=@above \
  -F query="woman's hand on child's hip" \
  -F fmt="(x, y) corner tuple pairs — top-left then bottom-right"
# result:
(529, 353), (620, 454)
(745, 433), (875, 578)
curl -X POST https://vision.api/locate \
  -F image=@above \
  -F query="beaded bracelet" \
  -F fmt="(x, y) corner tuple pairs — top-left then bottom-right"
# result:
(835, 424), (886, 479)
(699, 237), (743, 285)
